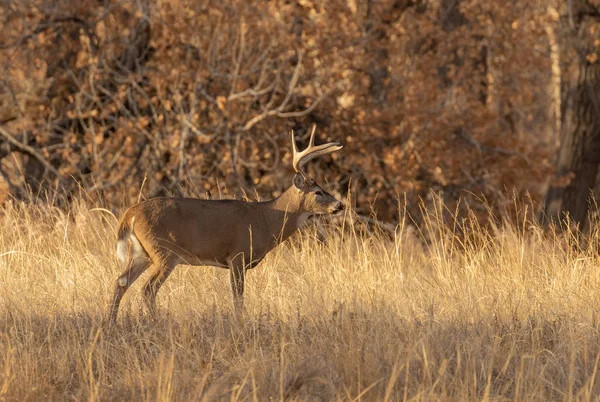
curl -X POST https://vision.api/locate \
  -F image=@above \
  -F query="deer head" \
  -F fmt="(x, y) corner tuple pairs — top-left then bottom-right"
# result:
(289, 125), (343, 215)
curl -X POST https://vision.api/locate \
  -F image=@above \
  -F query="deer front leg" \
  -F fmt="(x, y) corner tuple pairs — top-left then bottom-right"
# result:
(229, 253), (263, 312)
(229, 258), (245, 312)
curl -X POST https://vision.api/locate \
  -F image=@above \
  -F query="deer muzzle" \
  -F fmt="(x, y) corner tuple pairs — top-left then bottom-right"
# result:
(331, 202), (344, 214)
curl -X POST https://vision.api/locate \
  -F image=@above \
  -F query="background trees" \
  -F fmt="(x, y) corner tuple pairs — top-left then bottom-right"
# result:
(543, 0), (600, 232)
(0, 0), (577, 222)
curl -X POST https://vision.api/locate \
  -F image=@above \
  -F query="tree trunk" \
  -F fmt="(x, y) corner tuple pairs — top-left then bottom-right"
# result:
(543, 0), (600, 232)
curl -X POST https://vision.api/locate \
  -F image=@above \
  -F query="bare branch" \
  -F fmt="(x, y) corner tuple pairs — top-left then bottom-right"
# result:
(228, 19), (246, 99)
(241, 109), (278, 131)
(457, 129), (531, 164)
(276, 90), (331, 118)
(227, 78), (277, 101)
(242, 80), (342, 131)
(0, 126), (63, 180)
(88, 138), (148, 192)
(278, 50), (303, 112)
(0, 16), (97, 51)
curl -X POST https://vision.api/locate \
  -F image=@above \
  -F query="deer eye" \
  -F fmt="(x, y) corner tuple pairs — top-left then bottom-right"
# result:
(315, 190), (324, 197)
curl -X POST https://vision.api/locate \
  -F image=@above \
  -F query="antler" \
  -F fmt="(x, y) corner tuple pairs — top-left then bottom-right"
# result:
(291, 125), (343, 173)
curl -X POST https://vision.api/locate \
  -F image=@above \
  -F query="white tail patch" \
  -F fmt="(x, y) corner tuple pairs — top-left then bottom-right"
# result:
(116, 232), (146, 262)
(116, 239), (128, 262)
(116, 215), (144, 263)
(116, 231), (147, 263)
(129, 232), (145, 259)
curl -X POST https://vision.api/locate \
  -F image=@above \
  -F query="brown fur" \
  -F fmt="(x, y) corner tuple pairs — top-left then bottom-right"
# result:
(107, 176), (343, 323)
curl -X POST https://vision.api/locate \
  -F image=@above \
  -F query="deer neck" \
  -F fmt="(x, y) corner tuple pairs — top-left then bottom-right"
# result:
(262, 186), (307, 243)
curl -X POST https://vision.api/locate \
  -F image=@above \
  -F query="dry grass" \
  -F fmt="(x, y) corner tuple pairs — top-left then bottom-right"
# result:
(1, 196), (600, 401)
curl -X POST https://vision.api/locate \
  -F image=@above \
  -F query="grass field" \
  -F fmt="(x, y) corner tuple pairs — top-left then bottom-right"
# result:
(1, 196), (600, 401)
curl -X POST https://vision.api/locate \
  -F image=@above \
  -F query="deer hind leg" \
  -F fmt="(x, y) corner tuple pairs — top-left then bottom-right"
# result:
(142, 260), (177, 319)
(108, 256), (151, 324)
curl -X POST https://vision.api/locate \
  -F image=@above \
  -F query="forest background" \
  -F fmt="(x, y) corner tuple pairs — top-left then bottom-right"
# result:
(0, 0), (598, 226)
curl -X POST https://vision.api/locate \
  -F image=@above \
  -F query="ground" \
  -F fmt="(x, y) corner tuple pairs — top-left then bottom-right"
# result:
(0, 198), (599, 401)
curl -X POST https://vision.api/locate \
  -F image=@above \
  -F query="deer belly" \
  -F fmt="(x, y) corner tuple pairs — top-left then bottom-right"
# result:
(182, 256), (229, 269)
(200, 259), (229, 268)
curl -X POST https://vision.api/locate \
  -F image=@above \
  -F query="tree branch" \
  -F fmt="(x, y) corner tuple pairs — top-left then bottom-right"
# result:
(457, 129), (531, 164)
(0, 126), (64, 180)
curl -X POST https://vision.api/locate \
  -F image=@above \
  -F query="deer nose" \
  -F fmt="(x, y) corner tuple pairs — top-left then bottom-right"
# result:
(333, 202), (344, 213)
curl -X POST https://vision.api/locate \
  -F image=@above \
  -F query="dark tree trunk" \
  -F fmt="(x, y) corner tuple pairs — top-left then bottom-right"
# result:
(543, 0), (600, 232)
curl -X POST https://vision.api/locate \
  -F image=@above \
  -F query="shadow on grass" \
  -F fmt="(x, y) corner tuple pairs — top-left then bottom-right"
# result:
(0, 305), (599, 401)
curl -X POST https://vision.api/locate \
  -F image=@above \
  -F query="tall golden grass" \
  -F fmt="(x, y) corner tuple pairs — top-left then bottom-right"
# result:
(1, 195), (600, 401)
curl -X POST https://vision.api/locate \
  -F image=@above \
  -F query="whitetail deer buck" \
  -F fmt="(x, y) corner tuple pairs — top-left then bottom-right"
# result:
(108, 125), (343, 323)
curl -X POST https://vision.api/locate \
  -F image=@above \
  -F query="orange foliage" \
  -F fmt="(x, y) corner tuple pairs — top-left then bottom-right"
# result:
(0, 0), (557, 221)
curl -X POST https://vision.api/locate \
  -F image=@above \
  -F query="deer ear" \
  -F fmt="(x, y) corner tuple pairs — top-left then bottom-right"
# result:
(293, 173), (306, 190)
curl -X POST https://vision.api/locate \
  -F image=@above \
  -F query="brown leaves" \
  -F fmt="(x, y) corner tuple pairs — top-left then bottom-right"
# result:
(216, 96), (227, 111)
(0, 0), (558, 223)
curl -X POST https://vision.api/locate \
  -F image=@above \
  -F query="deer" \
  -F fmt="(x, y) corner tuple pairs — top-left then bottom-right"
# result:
(107, 125), (343, 323)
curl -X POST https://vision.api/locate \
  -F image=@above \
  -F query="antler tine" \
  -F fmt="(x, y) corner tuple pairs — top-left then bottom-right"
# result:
(290, 129), (298, 154)
(291, 125), (343, 173)
(308, 124), (316, 147)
